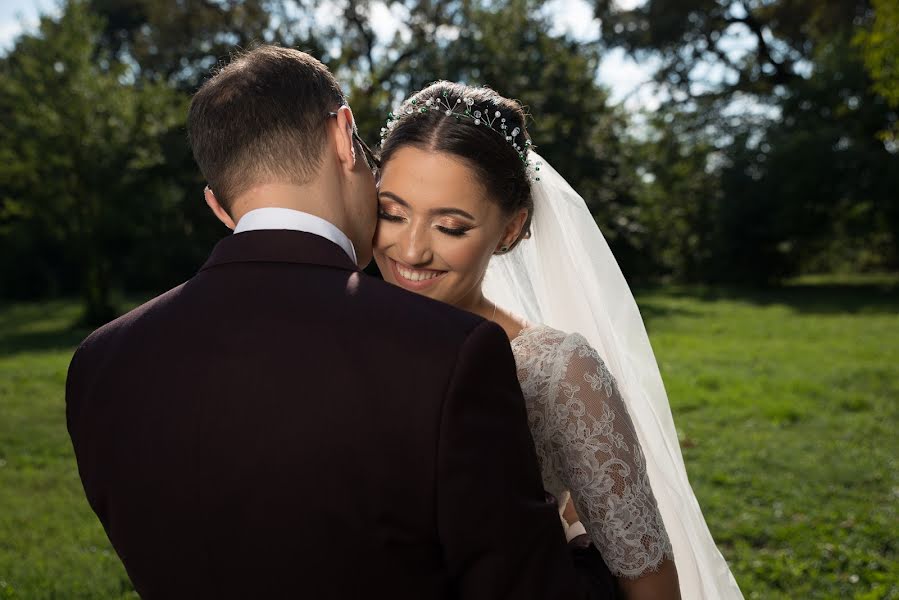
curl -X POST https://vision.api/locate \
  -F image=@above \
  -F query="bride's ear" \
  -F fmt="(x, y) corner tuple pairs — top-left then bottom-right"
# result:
(205, 186), (236, 230)
(495, 208), (529, 254)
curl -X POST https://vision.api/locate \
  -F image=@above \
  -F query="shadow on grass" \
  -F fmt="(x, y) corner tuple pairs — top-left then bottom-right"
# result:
(0, 327), (92, 357)
(0, 300), (93, 358)
(655, 275), (899, 315)
(0, 295), (155, 358)
(2, 276), (897, 357)
(634, 298), (704, 322)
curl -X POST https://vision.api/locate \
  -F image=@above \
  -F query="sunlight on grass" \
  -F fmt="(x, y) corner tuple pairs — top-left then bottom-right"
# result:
(636, 283), (899, 600)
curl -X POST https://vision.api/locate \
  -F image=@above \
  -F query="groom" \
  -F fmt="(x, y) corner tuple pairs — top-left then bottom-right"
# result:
(66, 45), (587, 598)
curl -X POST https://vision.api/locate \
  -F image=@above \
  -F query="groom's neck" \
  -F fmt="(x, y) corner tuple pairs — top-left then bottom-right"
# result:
(230, 181), (347, 230)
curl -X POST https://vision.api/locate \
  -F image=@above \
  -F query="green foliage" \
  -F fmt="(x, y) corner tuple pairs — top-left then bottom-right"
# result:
(717, 34), (899, 282)
(856, 0), (899, 108)
(599, 0), (899, 282)
(2, 283), (897, 596)
(629, 112), (721, 282)
(856, 0), (899, 144)
(592, 0), (870, 104)
(89, 0), (327, 91)
(0, 0), (188, 323)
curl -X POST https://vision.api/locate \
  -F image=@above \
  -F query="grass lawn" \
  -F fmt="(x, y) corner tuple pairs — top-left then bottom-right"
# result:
(0, 278), (897, 598)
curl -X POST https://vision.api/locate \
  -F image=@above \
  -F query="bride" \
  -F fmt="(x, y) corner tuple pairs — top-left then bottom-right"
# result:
(372, 81), (743, 599)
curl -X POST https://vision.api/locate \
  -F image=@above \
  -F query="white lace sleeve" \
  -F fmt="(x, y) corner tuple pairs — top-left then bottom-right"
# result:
(541, 332), (673, 578)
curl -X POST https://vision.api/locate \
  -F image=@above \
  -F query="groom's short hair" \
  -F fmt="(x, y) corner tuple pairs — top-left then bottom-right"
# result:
(188, 45), (346, 211)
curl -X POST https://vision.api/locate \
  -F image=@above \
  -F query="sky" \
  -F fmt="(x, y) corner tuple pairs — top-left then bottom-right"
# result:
(0, 0), (658, 109)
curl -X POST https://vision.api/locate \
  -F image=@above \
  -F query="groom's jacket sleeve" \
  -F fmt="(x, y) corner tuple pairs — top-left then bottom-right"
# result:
(436, 319), (586, 600)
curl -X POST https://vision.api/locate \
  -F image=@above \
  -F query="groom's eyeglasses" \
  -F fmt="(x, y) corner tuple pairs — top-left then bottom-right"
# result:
(327, 112), (380, 178)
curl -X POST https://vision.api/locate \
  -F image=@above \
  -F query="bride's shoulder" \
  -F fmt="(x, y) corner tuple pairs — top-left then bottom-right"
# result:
(513, 323), (589, 344)
(511, 323), (562, 346)
(513, 325), (613, 375)
(511, 323), (594, 360)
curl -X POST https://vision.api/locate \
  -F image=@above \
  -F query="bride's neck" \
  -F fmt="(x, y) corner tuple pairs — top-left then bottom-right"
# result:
(457, 289), (495, 322)
(457, 289), (528, 341)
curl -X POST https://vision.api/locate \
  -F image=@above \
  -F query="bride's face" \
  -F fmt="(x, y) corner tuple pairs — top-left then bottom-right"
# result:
(373, 146), (516, 308)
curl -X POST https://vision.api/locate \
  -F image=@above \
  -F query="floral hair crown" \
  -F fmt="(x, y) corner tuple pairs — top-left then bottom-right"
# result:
(380, 90), (542, 182)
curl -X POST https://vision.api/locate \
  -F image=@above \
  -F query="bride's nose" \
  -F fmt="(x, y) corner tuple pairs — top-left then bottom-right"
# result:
(399, 223), (433, 266)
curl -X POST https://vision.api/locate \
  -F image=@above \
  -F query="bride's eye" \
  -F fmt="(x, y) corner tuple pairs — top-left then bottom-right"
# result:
(378, 210), (405, 223)
(437, 225), (470, 237)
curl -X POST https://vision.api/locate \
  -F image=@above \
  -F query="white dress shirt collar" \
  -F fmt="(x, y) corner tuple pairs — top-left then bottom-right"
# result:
(233, 207), (357, 266)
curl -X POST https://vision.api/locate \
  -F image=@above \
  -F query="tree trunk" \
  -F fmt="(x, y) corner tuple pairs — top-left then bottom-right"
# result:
(80, 249), (117, 327)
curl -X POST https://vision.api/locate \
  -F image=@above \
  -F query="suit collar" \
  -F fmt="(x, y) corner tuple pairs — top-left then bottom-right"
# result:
(233, 208), (357, 265)
(200, 230), (360, 273)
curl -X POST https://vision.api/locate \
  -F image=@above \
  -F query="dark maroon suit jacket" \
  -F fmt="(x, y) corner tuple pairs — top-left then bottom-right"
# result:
(66, 230), (586, 599)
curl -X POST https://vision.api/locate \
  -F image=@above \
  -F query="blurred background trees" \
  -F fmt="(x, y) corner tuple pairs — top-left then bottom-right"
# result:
(0, 0), (896, 322)
(596, 0), (899, 283)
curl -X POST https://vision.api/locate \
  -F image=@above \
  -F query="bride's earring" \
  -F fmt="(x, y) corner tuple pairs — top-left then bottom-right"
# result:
(495, 244), (510, 255)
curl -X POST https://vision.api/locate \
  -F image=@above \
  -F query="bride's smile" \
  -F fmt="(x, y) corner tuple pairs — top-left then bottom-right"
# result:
(388, 257), (447, 289)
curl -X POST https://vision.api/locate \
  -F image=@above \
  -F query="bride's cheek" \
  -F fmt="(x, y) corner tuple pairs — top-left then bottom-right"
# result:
(373, 219), (398, 248)
(449, 240), (491, 280)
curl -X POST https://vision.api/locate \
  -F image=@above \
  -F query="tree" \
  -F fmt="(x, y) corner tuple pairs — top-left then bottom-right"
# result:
(631, 111), (722, 282)
(591, 0), (870, 108)
(717, 33), (899, 280)
(857, 0), (899, 106)
(0, 0), (186, 323)
(593, 0), (898, 280)
(856, 0), (899, 142)
(88, 0), (327, 91)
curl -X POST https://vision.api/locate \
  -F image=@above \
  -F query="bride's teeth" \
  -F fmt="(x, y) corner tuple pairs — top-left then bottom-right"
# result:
(398, 265), (440, 282)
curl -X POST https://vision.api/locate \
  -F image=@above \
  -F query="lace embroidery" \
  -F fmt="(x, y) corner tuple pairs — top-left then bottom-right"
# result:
(511, 325), (673, 578)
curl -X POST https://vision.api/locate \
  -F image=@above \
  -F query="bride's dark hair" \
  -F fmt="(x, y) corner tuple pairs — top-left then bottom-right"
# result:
(378, 81), (534, 248)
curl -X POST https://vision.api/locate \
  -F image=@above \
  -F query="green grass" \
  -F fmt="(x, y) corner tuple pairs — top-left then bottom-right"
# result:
(0, 281), (897, 598)
(0, 302), (135, 599)
(637, 279), (899, 600)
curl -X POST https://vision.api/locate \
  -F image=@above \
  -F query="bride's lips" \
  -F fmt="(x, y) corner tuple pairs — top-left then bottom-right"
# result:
(388, 258), (447, 291)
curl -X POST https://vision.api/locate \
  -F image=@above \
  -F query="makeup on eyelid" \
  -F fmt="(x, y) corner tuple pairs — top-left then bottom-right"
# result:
(377, 203), (475, 237)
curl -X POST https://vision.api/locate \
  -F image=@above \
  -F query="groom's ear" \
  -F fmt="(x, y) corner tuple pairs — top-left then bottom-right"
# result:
(330, 105), (358, 175)
(205, 186), (236, 230)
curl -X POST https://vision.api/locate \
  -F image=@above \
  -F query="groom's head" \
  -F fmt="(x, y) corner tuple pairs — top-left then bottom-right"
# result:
(188, 45), (378, 266)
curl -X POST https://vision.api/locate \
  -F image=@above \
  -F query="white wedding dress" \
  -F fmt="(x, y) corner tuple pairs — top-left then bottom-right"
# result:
(485, 152), (743, 597)
(512, 324), (672, 578)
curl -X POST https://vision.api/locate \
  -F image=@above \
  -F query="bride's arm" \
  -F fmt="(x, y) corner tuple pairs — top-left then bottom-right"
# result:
(562, 497), (680, 598)
(548, 333), (681, 599)
(618, 558), (680, 600)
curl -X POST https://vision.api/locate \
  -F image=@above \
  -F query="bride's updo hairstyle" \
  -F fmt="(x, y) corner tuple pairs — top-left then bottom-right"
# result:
(378, 81), (534, 249)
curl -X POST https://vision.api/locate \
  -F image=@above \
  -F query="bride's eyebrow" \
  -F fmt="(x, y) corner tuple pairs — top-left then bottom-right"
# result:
(378, 191), (476, 220)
